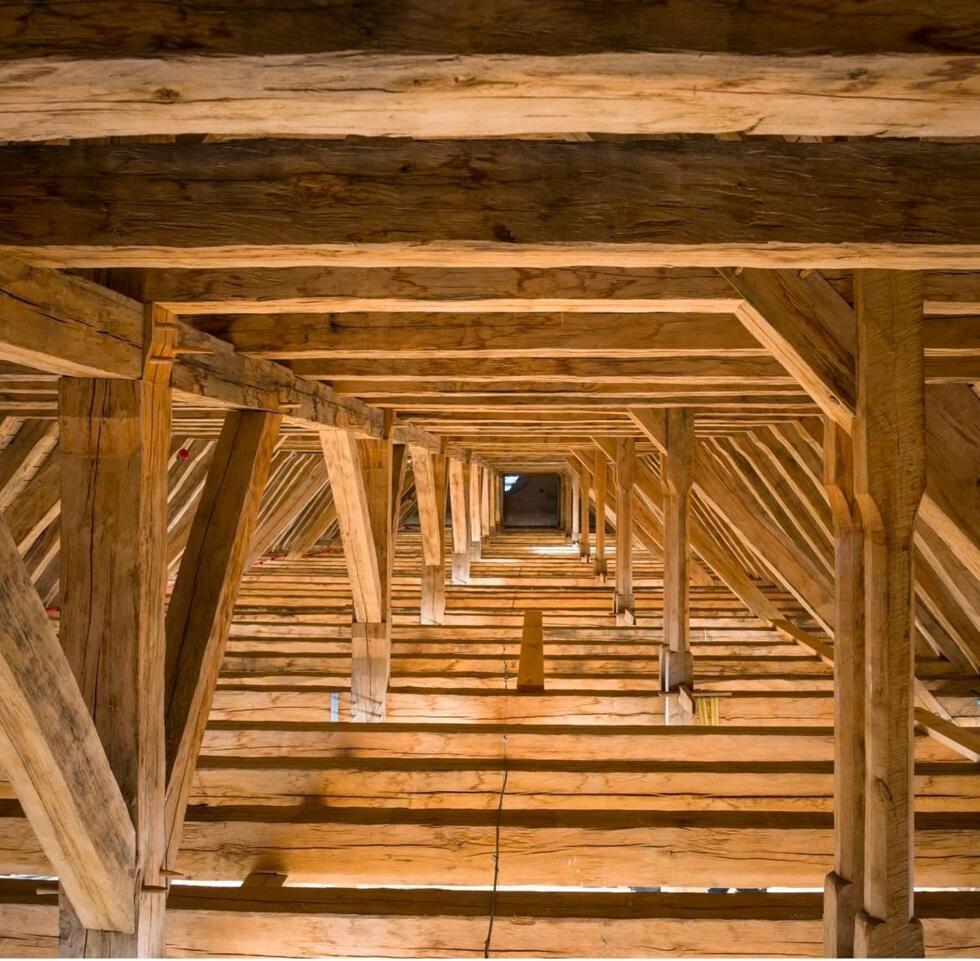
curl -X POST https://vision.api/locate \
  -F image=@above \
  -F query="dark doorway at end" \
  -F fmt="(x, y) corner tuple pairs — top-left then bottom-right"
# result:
(501, 473), (560, 529)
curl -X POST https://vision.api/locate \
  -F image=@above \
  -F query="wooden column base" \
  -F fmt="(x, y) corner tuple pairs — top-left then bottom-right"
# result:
(594, 559), (607, 584)
(419, 566), (445, 625)
(579, 541), (590, 560)
(854, 910), (924, 959)
(469, 541), (482, 561)
(664, 690), (695, 725)
(451, 552), (470, 584)
(660, 648), (694, 692)
(824, 871), (861, 958)
(613, 593), (636, 626)
(350, 622), (391, 722)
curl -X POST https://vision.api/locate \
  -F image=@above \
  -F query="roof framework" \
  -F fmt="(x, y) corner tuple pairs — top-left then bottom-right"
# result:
(0, 3), (978, 957)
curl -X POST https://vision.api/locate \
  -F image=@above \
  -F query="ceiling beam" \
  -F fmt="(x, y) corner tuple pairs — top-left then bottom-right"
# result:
(0, 2), (977, 140)
(2, 140), (980, 269)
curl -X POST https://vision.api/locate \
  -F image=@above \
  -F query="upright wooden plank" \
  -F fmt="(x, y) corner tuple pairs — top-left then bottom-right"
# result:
(578, 460), (592, 561)
(468, 460), (482, 560)
(163, 410), (281, 872)
(322, 430), (393, 721)
(0, 515), (135, 936)
(661, 409), (695, 691)
(58, 377), (170, 955)
(517, 610), (545, 693)
(321, 432), (384, 624)
(852, 272), (926, 958)
(354, 435), (394, 721)
(449, 457), (470, 584)
(823, 420), (865, 959)
(411, 446), (448, 625)
(480, 466), (491, 541)
(614, 438), (636, 625)
(593, 449), (608, 581)
(570, 470), (581, 546)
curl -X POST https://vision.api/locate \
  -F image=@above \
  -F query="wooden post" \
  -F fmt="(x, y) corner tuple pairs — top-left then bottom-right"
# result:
(661, 409), (695, 691)
(577, 461), (592, 560)
(58, 378), (170, 956)
(480, 466), (491, 542)
(517, 609), (545, 692)
(594, 449), (608, 582)
(570, 471), (581, 546)
(468, 459), (482, 560)
(163, 410), (281, 873)
(852, 271), (925, 959)
(823, 419), (865, 958)
(412, 447), (448, 625)
(494, 471), (503, 533)
(321, 430), (394, 722)
(449, 456), (470, 583)
(614, 438), (636, 625)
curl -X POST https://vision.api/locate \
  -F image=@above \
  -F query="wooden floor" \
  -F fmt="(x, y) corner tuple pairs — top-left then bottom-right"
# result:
(1, 530), (978, 957)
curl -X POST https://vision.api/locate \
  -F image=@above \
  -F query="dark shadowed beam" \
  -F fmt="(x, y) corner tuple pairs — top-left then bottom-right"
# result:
(2, 140), (980, 269)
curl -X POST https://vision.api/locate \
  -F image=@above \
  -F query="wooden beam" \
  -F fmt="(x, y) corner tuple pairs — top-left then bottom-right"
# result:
(0, 514), (136, 936)
(822, 421), (865, 959)
(448, 457), (470, 585)
(852, 271), (925, 958)
(613, 438), (636, 625)
(517, 610), (545, 693)
(630, 407), (834, 630)
(0, 254), (386, 438)
(6, 883), (980, 959)
(58, 377), (170, 953)
(661, 409), (695, 692)
(468, 460), (482, 560)
(3, 141), (980, 268)
(163, 410), (281, 875)
(320, 430), (394, 721)
(194, 311), (765, 359)
(1, 1), (978, 142)
(592, 449), (607, 580)
(721, 268), (980, 583)
(411, 446), (448, 625)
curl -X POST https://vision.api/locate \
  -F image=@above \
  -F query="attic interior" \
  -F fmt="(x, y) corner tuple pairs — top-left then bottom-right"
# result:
(0, 3), (978, 958)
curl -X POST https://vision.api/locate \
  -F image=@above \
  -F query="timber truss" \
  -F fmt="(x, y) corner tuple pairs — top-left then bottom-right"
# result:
(0, 3), (978, 958)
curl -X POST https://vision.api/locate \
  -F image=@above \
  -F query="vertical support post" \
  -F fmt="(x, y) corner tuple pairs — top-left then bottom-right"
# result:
(480, 466), (491, 542)
(570, 472), (581, 546)
(661, 409), (694, 691)
(613, 437), (636, 625)
(321, 430), (393, 722)
(594, 449), (608, 582)
(578, 462), (592, 560)
(58, 378), (170, 957)
(449, 456), (470, 583)
(468, 459), (482, 560)
(852, 271), (925, 959)
(824, 419), (865, 958)
(493, 471), (503, 533)
(412, 447), (448, 625)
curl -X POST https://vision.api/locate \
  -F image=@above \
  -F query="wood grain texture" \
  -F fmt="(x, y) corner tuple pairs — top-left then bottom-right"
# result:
(852, 271), (926, 958)
(58, 377), (171, 950)
(164, 410), (281, 874)
(2, 141), (979, 268)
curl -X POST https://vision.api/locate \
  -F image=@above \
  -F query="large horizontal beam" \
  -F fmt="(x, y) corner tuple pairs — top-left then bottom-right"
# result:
(0, 1), (978, 141)
(2, 882), (979, 959)
(2, 141), (980, 268)
(0, 254), (444, 451)
(196, 312), (764, 359)
(132, 266), (980, 316)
